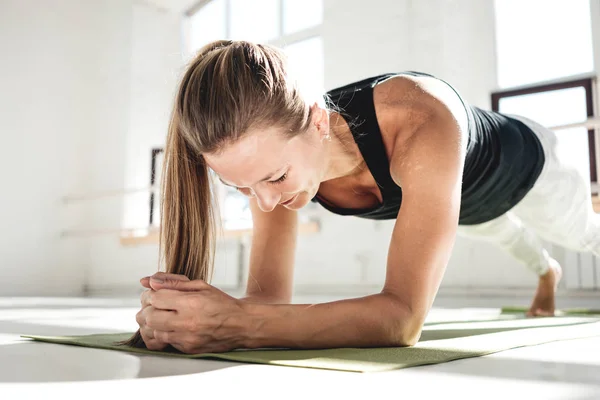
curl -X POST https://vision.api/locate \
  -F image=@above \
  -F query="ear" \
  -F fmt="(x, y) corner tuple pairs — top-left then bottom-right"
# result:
(310, 102), (330, 141)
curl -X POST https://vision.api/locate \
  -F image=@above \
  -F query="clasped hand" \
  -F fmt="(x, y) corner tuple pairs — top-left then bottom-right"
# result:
(136, 272), (249, 354)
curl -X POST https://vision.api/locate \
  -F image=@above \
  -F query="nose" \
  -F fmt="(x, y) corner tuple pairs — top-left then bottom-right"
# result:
(253, 187), (280, 212)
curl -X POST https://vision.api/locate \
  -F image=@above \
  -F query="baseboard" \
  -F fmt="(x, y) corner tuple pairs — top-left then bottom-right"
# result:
(83, 283), (599, 300)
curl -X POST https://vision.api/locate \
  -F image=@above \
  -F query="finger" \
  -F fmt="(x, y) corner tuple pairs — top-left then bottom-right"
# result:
(140, 326), (161, 347)
(149, 272), (191, 283)
(136, 309), (146, 327)
(153, 330), (185, 347)
(145, 335), (169, 351)
(142, 273), (190, 289)
(149, 275), (191, 291)
(140, 277), (151, 288)
(140, 289), (154, 308)
(137, 306), (163, 330)
(140, 325), (170, 351)
(140, 325), (155, 341)
(146, 289), (184, 311)
(145, 308), (180, 331)
(149, 278), (210, 292)
(170, 340), (229, 355)
(146, 340), (168, 351)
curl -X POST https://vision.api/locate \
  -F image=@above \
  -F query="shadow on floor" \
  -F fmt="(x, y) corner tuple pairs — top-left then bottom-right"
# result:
(0, 341), (237, 382)
(0, 320), (238, 383)
(420, 317), (599, 341)
(417, 349), (600, 386)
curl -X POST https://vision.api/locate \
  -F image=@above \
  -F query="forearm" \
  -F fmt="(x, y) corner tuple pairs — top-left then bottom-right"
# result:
(240, 293), (422, 349)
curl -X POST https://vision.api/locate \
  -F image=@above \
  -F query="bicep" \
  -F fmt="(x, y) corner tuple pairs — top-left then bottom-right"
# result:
(246, 198), (298, 303)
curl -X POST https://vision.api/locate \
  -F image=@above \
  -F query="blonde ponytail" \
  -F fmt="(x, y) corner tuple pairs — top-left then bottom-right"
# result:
(121, 39), (314, 348)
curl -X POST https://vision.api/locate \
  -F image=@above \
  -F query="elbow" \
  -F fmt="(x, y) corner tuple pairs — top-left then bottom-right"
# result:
(387, 323), (423, 347)
(381, 297), (426, 347)
(394, 328), (422, 347)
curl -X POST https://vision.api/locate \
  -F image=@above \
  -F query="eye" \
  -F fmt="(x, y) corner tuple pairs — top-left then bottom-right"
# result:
(269, 172), (288, 185)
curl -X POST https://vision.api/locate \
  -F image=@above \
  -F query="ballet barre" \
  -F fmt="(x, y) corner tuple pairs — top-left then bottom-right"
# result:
(59, 117), (600, 242)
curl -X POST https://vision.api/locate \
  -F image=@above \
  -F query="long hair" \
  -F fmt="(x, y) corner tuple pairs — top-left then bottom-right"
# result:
(121, 40), (314, 348)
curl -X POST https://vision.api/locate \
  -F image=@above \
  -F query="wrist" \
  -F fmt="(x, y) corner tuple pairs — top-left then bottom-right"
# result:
(238, 301), (279, 349)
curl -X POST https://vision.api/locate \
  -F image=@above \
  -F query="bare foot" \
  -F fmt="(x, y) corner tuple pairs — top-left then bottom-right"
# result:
(527, 259), (563, 317)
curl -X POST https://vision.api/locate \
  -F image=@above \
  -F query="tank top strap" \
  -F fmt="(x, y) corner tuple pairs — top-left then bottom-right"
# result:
(326, 74), (401, 196)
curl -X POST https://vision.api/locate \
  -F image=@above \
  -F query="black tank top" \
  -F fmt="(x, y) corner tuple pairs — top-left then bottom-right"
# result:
(310, 72), (545, 225)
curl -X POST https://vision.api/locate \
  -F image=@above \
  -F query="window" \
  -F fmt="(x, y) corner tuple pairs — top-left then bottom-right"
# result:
(494, 0), (594, 88)
(188, 0), (226, 52)
(283, 0), (323, 34)
(229, 0), (279, 42)
(149, 148), (163, 227)
(493, 0), (598, 192)
(182, 0), (324, 229)
(284, 36), (324, 101)
(492, 78), (597, 188)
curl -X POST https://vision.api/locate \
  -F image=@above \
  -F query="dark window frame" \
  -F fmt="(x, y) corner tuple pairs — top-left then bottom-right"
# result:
(491, 77), (597, 183)
(149, 148), (164, 226)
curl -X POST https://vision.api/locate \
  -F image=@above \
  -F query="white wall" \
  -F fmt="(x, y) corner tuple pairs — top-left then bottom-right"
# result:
(122, 3), (181, 230)
(85, 2), (181, 293)
(0, 0), (135, 296)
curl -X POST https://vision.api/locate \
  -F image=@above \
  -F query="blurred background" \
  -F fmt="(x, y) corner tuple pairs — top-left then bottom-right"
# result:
(1, 0), (598, 300)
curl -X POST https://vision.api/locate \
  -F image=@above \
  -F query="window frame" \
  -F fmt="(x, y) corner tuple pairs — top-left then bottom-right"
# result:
(491, 76), (598, 186)
(149, 147), (163, 226)
(183, 0), (323, 52)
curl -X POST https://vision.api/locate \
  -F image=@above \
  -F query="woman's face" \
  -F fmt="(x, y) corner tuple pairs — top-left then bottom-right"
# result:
(204, 108), (330, 212)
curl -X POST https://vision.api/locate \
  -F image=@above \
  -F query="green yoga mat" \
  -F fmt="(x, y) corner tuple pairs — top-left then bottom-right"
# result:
(501, 306), (600, 315)
(21, 314), (600, 373)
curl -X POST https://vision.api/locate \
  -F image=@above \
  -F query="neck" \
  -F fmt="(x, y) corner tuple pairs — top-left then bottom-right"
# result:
(321, 112), (364, 182)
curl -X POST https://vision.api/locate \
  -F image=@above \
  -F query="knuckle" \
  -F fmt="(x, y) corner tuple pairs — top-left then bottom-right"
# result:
(145, 315), (154, 328)
(140, 327), (152, 342)
(180, 343), (193, 354)
(135, 310), (145, 326)
(148, 292), (161, 307)
(182, 317), (196, 332)
(166, 280), (180, 288)
(141, 290), (151, 306)
(157, 331), (169, 343)
(187, 294), (201, 308)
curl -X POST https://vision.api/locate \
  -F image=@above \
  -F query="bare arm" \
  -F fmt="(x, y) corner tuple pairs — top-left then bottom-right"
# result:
(240, 197), (299, 304)
(237, 76), (468, 349)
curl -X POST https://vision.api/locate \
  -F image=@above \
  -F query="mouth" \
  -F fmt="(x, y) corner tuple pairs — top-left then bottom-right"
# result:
(281, 194), (298, 206)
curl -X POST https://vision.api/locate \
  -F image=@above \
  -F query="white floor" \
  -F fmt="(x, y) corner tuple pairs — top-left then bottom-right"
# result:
(1, 293), (600, 400)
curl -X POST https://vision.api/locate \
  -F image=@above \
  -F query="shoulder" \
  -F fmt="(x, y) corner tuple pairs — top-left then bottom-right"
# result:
(373, 74), (469, 184)
(374, 74), (468, 134)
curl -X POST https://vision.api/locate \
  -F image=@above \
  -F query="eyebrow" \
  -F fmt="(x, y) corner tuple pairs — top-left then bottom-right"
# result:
(218, 168), (283, 188)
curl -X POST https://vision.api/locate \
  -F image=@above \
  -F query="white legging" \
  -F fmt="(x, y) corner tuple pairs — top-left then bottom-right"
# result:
(457, 114), (600, 276)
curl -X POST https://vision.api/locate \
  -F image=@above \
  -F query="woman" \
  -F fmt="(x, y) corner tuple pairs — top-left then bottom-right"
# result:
(127, 40), (600, 354)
